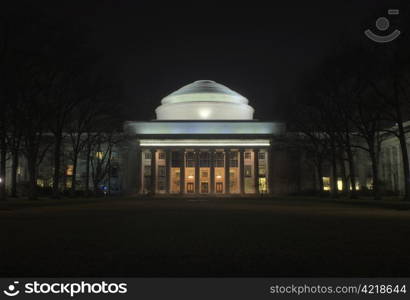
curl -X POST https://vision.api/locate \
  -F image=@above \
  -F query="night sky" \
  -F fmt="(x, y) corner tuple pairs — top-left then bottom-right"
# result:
(3, 0), (405, 121)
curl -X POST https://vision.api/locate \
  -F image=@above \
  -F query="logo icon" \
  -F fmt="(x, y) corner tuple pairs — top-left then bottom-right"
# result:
(365, 9), (401, 43)
(3, 282), (20, 297)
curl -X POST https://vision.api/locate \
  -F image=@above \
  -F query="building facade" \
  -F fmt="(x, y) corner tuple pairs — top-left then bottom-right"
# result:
(122, 80), (285, 196)
(3, 80), (409, 197)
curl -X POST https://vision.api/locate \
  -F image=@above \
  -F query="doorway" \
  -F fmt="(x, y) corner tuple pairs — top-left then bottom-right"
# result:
(216, 182), (223, 193)
(201, 182), (209, 193)
(187, 182), (194, 193)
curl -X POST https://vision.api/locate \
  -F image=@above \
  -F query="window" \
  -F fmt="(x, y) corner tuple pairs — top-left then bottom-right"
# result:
(258, 152), (265, 160)
(322, 177), (330, 191)
(158, 166), (166, 177)
(66, 165), (74, 176)
(199, 152), (210, 167)
(159, 152), (165, 160)
(259, 167), (266, 176)
(171, 151), (184, 167)
(186, 152), (195, 167)
(245, 152), (252, 160)
(201, 171), (208, 178)
(229, 152), (238, 168)
(244, 166), (252, 177)
(144, 166), (151, 176)
(158, 178), (166, 191)
(144, 152), (152, 160)
(215, 152), (224, 167)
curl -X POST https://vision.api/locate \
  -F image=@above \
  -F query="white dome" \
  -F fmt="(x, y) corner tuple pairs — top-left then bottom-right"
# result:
(155, 80), (255, 120)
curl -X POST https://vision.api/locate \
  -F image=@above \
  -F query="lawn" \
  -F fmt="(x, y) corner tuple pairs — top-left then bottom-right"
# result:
(0, 197), (409, 277)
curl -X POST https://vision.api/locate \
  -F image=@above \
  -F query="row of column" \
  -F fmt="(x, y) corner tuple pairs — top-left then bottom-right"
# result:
(147, 149), (264, 195)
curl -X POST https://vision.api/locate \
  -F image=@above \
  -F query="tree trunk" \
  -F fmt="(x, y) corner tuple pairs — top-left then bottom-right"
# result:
(397, 122), (410, 201)
(52, 134), (62, 198)
(317, 160), (324, 196)
(70, 154), (78, 196)
(0, 134), (6, 200)
(370, 147), (381, 200)
(27, 155), (37, 200)
(85, 143), (91, 196)
(346, 146), (357, 199)
(11, 148), (19, 197)
(107, 149), (112, 196)
(330, 141), (338, 198)
(339, 155), (349, 198)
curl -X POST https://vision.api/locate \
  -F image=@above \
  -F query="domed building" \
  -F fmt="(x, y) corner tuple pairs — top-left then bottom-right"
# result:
(123, 80), (285, 196)
(155, 80), (254, 120)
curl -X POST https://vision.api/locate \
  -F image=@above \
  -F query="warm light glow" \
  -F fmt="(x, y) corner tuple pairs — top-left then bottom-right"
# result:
(199, 109), (211, 119)
(188, 175), (194, 179)
(216, 175), (222, 179)
(337, 179), (343, 191)
(96, 152), (103, 159)
(66, 165), (74, 176)
(140, 139), (270, 147)
(322, 177), (330, 191)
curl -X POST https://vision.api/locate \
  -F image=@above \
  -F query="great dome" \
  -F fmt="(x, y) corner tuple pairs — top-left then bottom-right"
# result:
(155, 80), (254, 120)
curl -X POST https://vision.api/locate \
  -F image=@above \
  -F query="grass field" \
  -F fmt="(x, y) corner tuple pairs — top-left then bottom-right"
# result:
(0, 196), (409, 277)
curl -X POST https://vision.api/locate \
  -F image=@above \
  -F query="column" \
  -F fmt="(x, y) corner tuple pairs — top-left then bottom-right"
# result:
(165, 150), (171, 194)
(239, 149), (245, 195)
(150, 149), (156, 195)
(180, 150), (185, 194)
(210, 150), (215, 194)
(254, 149), (260, 195)
(195, 150), (200, 194)
(268, 146), (273, 195)
(136, 147), (142, 194)
(224, 149), (230, 194)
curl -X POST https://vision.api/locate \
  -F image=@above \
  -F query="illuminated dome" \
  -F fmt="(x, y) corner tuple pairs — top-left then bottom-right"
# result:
(155, 80), (254, 120)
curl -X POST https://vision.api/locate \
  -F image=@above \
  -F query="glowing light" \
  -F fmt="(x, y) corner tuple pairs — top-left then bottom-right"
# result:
(139, 139), (270, 147)
(216, 175), (222, 179)
(188, 175), (194, 179)
(199, 109), (211, 119)
(337, 179), (343, 191)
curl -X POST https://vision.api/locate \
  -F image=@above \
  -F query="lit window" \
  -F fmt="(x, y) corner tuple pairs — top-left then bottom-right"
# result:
(245, 166), (252, 177)
(201, 171), (208, 178)
(258, 152), (265, 160)
(337, 179), (343, 191)
(144, 152), (152, 160)
(322, 177), (330, 191)
(66, 165), (74, 176)
(96, 152), (103, 159)
(159, 152), (165, 160)
(366, 178), (373, 190)
(258, 167), (266, 176)
(245, 152), (252, 160)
